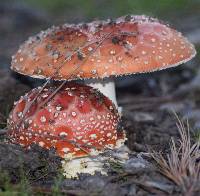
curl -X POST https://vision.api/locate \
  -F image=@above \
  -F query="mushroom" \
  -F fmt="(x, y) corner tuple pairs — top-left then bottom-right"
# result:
(7, 83), (126, 178)
(11, 15), (196, 110)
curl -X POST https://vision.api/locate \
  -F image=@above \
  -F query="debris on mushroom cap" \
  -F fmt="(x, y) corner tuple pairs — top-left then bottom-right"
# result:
(7, 83), (125, 158)
(11, 15), (196, 80)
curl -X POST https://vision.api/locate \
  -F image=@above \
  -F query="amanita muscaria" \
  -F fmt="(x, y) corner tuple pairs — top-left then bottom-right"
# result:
(11, 15), (196, 108)
(7, 83), (125, 177)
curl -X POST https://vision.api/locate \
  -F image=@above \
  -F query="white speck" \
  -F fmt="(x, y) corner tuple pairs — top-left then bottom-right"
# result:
(77, 136), (83, 140)
(88, 47), (93, 51)
(110, 50), (116, 55)
(142, 51), (147, 55)
(90, 117), (94, 121)
(80, 119), (85, 124)
(40, 116), (46, 123)
(53, 53), (59, 59)
(80, 94), (85, 98)
(109, 106), (113, 110)
(56, 106), (62, 111)
(91, 70), (97, 74)
(82, 139), (88, 143)
(117, 56), (123, 61)
(74, 148), (80, 151)
(18, 112), (23, 118)
(59, 132), (68, 136)
(67, 119), (71, 123)
(106, 121), (110, 125)
(39, 141), (45, 147)
(68, 91), (73, 96)
(42, 94), (48, 98)
(54, 113), (59, 118)
(107, 133), (112, 137)
(89, 134), (97, 139)
(71, 111), (77, 117)
(62, 148), (70, 153)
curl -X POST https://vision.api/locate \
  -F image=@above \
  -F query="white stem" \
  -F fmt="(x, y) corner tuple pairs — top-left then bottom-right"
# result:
(85, 79), (119, 108)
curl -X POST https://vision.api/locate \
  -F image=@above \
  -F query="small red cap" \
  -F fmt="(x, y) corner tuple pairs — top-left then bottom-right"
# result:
(7, 83), (125, 157)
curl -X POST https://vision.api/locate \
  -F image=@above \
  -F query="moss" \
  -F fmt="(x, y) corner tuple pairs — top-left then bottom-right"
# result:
(0, 170), (31, 196)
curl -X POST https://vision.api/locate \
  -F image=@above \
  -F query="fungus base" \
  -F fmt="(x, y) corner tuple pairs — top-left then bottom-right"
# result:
(62, 145), (129, 178)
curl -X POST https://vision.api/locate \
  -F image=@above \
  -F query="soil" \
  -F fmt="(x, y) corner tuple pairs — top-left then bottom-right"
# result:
(0, 2), (200, 196)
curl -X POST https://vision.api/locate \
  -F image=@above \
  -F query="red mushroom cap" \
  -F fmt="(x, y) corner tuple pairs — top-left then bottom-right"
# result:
(7, 83), (125, 158)
(11, 15), (196, 80)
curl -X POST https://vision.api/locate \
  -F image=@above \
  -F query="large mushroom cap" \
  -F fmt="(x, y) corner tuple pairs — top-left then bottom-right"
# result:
(11, 15), (196, 80)
(7, 83), (125, 158)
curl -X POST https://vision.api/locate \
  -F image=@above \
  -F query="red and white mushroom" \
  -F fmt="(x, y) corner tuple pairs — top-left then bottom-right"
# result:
(11, 15), (196, 109)
(7, 83), (125, 177)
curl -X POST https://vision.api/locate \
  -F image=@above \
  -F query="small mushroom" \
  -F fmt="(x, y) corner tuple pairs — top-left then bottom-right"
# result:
(11, 15), (196, 110)
(7, 83), (125, 178)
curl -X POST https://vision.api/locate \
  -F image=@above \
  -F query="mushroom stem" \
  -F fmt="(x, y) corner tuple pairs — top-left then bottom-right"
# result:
(85, 78), (119, 109)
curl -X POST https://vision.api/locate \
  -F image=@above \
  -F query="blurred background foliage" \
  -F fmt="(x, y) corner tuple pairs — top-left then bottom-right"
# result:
(22, 0), (199, 14)
(10, 0), (200, 22)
